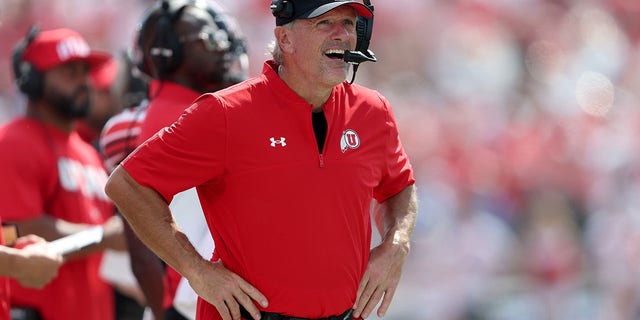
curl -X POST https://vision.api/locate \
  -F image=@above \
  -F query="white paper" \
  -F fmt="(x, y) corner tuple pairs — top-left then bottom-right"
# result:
(49, 226), (104, 255)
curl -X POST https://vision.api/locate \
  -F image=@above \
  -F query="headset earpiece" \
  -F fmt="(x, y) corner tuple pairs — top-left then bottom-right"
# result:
(148, 0), (185, 79)
(355, 16), (372, 54)
(12, 25), (44, 100)
(270, 0), (294, 19)
(343, 1), (376, 84)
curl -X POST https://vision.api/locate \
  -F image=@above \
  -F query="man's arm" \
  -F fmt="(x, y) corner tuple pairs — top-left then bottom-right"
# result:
(0, 235), (63, 288)
(105, 166), (268, 320)
(353, 183), (418, 319)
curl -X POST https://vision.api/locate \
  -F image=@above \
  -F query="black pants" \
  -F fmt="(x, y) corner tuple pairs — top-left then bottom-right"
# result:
(10, 307), (41, 320)
(114, 289), (145, 320)
(11, 290), (145, 320)
(165, 306), (190, 320)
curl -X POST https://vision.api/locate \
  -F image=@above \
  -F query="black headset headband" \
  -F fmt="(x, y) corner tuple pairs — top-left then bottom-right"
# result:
(12, 25), (44, 100)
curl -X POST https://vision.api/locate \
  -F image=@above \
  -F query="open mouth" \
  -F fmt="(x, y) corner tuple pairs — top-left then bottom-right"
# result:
(324, 49), (345, 60)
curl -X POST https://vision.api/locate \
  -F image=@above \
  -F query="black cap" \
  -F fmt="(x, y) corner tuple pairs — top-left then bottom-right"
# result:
(273, 0), (373, 26)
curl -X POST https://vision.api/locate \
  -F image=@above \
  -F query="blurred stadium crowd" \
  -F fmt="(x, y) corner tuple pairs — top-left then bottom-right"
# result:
(2, 0), (640, 319)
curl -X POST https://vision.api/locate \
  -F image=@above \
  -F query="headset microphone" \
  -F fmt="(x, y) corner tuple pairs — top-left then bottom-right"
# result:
(343, 49), (376, 65)
(344, 0), (376, 84)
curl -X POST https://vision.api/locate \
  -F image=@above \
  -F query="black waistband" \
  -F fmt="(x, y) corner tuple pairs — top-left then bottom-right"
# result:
(240, 307), (353, 320)
(10, 307), (42, 320)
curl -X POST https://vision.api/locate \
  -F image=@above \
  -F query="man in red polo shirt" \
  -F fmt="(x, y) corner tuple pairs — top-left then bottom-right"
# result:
(106, 1), (418, 320)
(0, 26), (126, 320)
(101, 1), (249, 319)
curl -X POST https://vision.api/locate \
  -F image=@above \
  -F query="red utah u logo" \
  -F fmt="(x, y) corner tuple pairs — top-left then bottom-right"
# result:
(340, 129), (360, 153)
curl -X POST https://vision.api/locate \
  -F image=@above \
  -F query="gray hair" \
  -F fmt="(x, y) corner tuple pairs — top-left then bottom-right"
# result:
(267, 40), (283, 65)
(267, 21), (294, 65)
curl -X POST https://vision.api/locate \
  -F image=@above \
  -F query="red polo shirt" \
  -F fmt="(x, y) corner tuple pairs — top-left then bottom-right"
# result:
(123, 61), (414, 319)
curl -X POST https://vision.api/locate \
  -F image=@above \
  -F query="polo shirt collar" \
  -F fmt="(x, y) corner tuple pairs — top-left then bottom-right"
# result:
(262, 60), (339, 111)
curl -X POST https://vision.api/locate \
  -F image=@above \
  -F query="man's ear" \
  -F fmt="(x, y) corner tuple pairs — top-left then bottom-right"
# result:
(274, 26), (294, 53)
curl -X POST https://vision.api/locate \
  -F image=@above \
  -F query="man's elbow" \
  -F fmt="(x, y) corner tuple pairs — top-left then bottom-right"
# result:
(104, 165), (126, 202)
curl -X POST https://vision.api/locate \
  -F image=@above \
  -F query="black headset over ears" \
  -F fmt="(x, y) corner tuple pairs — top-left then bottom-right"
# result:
(144, 0), (187, 79)
(12, 24), (44, 100)
(344, 0), (376, 84)
(354, 11), (374, 57)
(270, 0), (294, 19)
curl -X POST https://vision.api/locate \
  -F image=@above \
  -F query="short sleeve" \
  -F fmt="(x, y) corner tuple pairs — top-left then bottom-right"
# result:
(372, 96), (415, 203)
(122, 94), (227, 203)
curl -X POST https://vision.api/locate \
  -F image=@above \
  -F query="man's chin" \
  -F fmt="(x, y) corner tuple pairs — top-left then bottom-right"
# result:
(59, 103), (91, 119)
(330, 71), (350, 85)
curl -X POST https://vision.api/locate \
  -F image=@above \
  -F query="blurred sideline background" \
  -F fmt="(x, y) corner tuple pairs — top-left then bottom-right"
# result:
(3, 0), (640, 319)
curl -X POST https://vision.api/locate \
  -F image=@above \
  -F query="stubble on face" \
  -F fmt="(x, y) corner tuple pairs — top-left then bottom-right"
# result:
(41, 62), (92, 119)
(43, 82), (91, 119)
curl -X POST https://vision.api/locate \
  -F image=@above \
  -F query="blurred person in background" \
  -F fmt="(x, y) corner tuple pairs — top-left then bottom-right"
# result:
(105, 0), (418, 319)
(99, 78), (152, 320)
(77, 51), (150, 148)
(98, 50), (151, 175)
(97, 53), (151, 320)
(100, 0), (249, 319)
(0, 26), (126, 320)
(84, 54), (150, 320)
(76, 57), (122, 147)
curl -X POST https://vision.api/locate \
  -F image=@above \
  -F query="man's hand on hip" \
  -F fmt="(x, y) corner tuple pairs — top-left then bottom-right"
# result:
(187, 260), (269, 320)
(353, 237), (410, 319)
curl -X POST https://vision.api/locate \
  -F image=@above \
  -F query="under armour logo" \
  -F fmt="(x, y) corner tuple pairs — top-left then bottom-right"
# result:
(270, 137), (287, 147)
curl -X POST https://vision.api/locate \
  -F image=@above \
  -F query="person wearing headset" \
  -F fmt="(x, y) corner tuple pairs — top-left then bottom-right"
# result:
(85, 54), (151, 320)
(0, 27), (126, 320)
(106, 0), (417, 320)
(99, 1), (249, 319)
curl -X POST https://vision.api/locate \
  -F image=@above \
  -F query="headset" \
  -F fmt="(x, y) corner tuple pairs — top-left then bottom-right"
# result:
(270, 0), (376, 84)
(343, 0), (376, 84)
(136, 0), (187, 79)
(270, 0), (294, 19)
(12, 24), (44, 100)
(136, 0), (247, 81)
